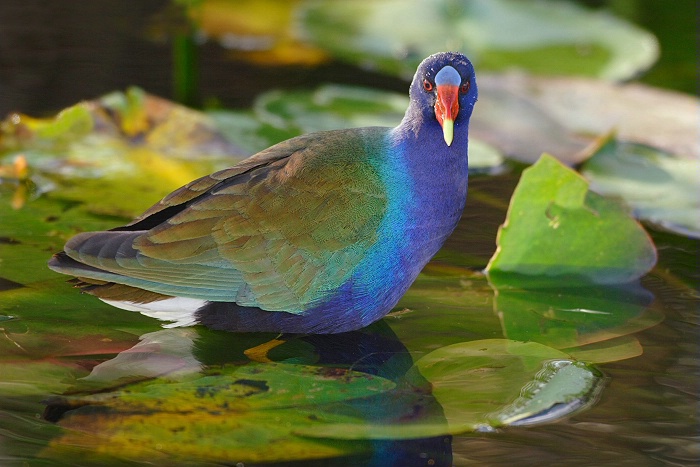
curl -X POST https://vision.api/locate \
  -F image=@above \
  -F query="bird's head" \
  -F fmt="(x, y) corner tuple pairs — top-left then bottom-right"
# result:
(408, 52), (478, 146)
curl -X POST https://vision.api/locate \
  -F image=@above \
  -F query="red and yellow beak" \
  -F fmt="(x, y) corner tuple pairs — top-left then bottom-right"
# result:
(434, 84), (459, 146)
(433, 65), (462, 146)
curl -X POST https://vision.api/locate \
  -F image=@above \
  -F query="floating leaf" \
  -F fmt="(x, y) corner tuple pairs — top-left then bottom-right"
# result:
(473, 74), (699, 164)
(0, 89), (245, 218)
(297, 340), (603, 439)
(47, 362), (394, 463)
(301, 0), (657, 80)
(581, 136), (700, 238)
(0, 362), (82, 397)
(562, 335), (643, 364)
(15, 104), (94, 141)
(49, 408), (365, 464)
(486, 154), (657, 284)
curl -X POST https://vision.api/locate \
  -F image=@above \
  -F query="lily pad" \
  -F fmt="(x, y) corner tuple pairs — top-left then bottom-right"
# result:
(581, 136), (700, 239)
(47, 362), (394, 463)
(562, 335), (643, 364)
(486, 154), (657, 284)
(500, 77), (700, 160)
(415, 340), (602, 431)
(1, 89), (243, 218)
(296, 339), (604, 439)
(472, 74), (699, 165)
(300, 0), (657, 80)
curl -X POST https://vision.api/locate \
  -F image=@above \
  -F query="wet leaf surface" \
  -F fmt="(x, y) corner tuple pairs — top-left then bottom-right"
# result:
(296, 339), (604, 439)
(47, 362), (393, 464)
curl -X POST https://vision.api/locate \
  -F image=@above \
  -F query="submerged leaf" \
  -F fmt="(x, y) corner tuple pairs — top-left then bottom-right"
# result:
(486, 154), (657, 283)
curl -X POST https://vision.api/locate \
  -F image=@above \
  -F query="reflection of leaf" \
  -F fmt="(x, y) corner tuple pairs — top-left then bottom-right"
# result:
(486, 154), (657, 284)
(491, 281), (660, 353)
(582, 136), (700, 239)
(48, 362), (394, 463)
(389, 272), (503, 353)
(301, 0), (657, 80)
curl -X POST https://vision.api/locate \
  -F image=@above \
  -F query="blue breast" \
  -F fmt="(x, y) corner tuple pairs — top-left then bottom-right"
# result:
(307, 132), (468, 332)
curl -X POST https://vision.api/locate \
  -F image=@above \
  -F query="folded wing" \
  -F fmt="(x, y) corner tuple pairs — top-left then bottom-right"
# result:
(49, 129), (388, 313)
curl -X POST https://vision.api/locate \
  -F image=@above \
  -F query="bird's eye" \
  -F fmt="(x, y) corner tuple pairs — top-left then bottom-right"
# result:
(423, 79), (434, 92)
(460, 82), (470, 94)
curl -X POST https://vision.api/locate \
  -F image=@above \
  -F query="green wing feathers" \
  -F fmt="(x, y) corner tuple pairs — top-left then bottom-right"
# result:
(56, 129), (389, 313)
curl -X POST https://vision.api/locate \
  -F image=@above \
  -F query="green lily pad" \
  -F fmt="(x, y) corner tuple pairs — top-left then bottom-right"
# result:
(486, 154), (657, 284)
(47, 362), (394, 463)
(300, 0), (657, 80)
(1, 88), (243, 218)
(581, 136), (700, 239)
(562, 335), (643, 364)
(296, 339), (603, 439)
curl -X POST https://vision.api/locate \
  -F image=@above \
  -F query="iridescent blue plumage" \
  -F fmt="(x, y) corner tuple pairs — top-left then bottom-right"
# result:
(48, 52), (478, 333)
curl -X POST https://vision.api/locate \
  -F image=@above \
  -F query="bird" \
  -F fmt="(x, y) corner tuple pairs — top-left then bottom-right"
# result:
(48, 51), (478, 334)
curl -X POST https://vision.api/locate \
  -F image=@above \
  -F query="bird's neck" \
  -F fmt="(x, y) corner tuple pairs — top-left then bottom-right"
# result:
(390, 113), (469, 190)
(388, 115), (470, 250)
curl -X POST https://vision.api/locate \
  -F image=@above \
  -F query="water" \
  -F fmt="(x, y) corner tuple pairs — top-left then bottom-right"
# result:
(0, 172), (697, 466)
(0, 1), (697, 462)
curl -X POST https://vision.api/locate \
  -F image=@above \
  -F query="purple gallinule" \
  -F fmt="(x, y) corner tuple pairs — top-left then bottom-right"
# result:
(49, 52), (478, 333)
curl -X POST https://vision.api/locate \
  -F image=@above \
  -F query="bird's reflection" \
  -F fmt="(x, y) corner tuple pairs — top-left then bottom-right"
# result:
(49, 318), (453, 467)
